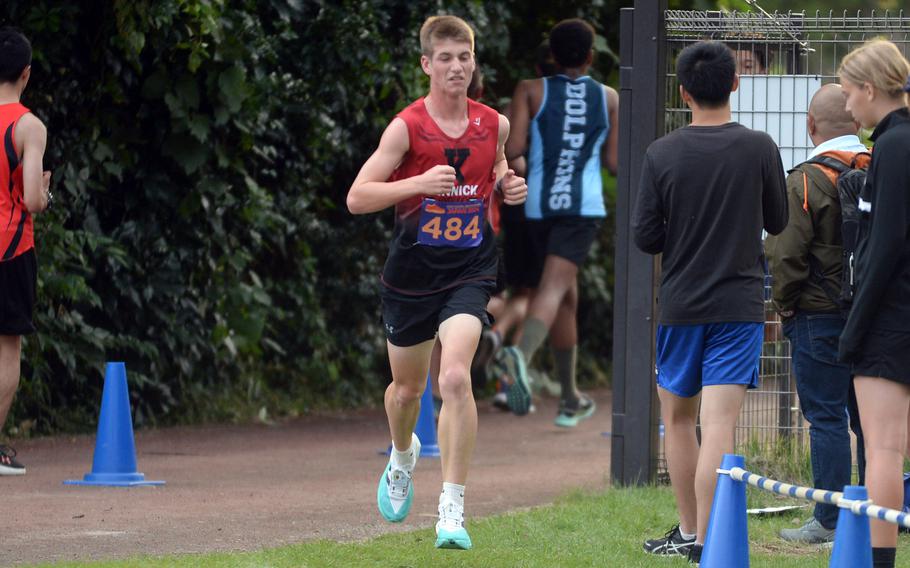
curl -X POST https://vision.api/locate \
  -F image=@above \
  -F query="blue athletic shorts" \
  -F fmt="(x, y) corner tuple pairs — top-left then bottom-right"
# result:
(656, 322), (763, 398)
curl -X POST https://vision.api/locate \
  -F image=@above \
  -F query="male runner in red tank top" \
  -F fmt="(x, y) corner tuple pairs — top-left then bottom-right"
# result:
(347, 15), (526, 550)
(0, 28), (51, 476)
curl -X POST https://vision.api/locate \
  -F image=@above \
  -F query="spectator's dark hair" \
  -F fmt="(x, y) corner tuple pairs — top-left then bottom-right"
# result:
(746, 46), (766, 71)
(725, 42), (767, 73)
(0, 28), (31, 84)
(549, 19), (595, 69)
(676, 41), (736, 108)
(535, 40), (557, 77)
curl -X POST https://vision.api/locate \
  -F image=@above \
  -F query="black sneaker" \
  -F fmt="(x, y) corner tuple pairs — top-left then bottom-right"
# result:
(643, 524), (695, 556)
(0, 445), (25, 475)
(687, 543), (703, 564)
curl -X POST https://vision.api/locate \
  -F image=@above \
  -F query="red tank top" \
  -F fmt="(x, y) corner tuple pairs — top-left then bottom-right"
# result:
(381, 98), (501, 294)
(0, 103), (33, 262)
(390, 98), (499, 222)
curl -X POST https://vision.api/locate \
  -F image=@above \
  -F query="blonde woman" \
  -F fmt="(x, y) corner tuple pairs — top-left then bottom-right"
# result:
(838, 39), (910, 568)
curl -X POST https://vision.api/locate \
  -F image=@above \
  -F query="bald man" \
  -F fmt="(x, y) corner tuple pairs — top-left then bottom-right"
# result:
(765, 83), (868, 544)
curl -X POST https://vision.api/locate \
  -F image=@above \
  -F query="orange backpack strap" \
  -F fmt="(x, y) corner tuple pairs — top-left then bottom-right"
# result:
(802, 172), (809, 213)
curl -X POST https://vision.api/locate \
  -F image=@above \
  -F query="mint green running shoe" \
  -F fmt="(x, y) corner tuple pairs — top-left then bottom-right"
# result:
(377, 433), (421, 522)
(435, 501), (472, 550)
(501, 346), (531, 416)
(435, 526), (473, 550)
(554, 393), (596, 428)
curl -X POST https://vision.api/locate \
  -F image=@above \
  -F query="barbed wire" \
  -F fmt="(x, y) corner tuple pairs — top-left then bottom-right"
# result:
(742, 0), (815, 52)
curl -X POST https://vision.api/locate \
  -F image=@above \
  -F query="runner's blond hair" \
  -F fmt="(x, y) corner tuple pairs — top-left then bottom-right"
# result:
(420, 15), (474, 57)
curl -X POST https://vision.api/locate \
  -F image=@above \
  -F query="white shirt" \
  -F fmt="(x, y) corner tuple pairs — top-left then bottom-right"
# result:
(807, 134), (868, 159)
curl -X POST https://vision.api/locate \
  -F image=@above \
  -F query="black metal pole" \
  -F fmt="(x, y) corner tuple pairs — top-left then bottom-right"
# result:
(610, 0), (666, 486)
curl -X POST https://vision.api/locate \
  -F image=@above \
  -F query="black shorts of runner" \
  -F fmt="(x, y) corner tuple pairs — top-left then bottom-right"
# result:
(525, 217), (602, 287)
(853, 328), (910, 385)
(493, 251), (507, 296)
(0, 249), (37, 336)
(380, 281), (495, 347)
(500, 203), (536, 290)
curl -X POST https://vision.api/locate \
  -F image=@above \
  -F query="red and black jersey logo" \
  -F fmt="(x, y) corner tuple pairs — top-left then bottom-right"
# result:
(444, 148), (470, 184)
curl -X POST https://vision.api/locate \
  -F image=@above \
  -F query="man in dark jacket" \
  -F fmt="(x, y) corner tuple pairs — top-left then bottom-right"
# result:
(765, 83), (867, 543)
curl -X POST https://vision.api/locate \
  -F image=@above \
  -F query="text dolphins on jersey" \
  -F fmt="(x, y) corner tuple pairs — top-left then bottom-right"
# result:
(550, 82), (586, 211)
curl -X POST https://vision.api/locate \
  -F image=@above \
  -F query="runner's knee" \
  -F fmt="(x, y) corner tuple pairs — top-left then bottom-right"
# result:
(392, 381), (423, 407)
(559, 285), (578, 312)
(438, 365), (471, 400)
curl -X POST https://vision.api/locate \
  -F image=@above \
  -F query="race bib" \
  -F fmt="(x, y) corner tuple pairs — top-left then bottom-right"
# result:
(417, 199), (484, 248)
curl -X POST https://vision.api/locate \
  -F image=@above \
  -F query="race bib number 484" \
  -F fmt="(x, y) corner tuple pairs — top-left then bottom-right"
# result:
(417, 199), (483, 248)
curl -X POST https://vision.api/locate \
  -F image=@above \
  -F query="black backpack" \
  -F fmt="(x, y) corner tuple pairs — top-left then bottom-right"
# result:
(800, 152), (871, 311)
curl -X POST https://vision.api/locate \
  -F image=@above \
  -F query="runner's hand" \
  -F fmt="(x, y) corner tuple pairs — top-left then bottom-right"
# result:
(419, 165), (457, 196)
(498, 169), (527, 206)
(41, 171), (52, 211)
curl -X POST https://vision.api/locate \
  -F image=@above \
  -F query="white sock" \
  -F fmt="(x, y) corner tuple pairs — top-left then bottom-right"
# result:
(441, 482), (465, 509)
(679, 528), (696, 541)
(390, 437), (416, 470)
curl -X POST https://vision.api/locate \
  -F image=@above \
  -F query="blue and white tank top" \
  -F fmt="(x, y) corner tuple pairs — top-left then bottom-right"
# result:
(526, 75), (609, 219)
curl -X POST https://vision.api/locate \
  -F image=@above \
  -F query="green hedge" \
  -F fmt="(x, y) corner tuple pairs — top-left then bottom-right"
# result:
(0, 0), (696, 436)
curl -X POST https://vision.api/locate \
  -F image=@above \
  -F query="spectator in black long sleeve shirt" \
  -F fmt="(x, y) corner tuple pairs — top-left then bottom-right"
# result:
(635, 42), (787, 564)
(836, 39), (910, 568)
(634, 123), (788, 325)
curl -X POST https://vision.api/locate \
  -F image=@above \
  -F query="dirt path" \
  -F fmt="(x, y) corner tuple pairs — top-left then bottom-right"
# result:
(2, 389), (612, 566)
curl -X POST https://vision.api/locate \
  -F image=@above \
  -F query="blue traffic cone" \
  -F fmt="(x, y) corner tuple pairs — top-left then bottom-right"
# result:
(414, 374), (440, 457)
(702, 454), (749, 567)
(64, 362), (165, 487)
(830, 485), (872, 568)
(384, 374), (441, 458)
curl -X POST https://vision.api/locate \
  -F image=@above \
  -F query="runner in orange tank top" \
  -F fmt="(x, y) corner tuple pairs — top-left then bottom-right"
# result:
(0, 28), (51, 476)
(347, 15), (526, 551)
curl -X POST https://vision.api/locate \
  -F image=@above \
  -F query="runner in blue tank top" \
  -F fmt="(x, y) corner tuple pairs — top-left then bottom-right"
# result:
(502, 19), (618, 427)
(524, 74), (609, 219)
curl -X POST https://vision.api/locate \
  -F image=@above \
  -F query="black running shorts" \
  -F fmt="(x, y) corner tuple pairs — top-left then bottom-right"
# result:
(380, 282), (494, 347)
(525, 217), (602, 287)
(853, 328), (910, 385)
(0, 249), (37, 336)
(500, 203), (536, 290)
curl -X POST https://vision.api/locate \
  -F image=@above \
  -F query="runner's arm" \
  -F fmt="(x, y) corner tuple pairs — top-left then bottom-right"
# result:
(504, 80), (533, 171)
(495, 114), (527, 206)
(347, 118), (455, 214)
(602, 86), (619, 176)
(17, 114), (50, 214)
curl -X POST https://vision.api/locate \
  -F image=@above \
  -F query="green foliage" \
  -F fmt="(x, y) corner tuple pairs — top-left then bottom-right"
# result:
(741, 433), (813, 487)
(0, 0), (642, 435)
(4, 0), (335, 433)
